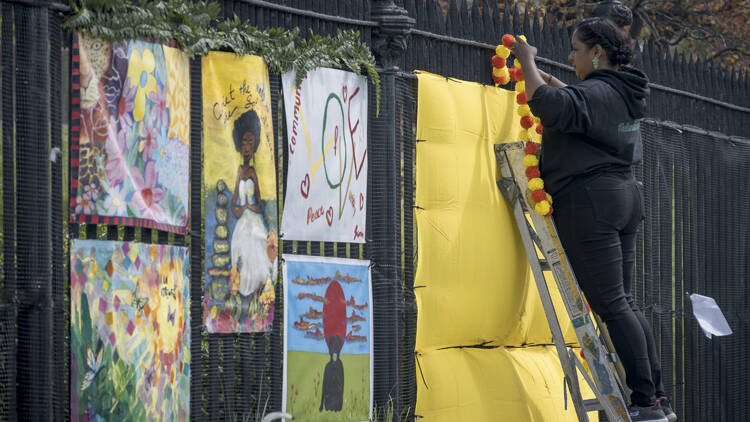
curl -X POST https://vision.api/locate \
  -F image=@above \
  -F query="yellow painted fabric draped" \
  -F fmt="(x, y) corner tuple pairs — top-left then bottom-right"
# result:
(415, 347), (598, 421)
(414, 71), (591, 420)
(415, 71), (530, 350)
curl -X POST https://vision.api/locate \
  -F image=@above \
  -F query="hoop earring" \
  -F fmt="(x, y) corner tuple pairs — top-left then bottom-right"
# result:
(592, 56), (599, 70)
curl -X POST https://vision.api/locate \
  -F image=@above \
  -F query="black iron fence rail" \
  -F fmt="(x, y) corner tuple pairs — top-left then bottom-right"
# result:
(410, 25), (750, 115)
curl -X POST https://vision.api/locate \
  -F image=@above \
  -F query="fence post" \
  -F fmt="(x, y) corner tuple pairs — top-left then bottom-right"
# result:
(0, 4), (18, 419)
(371, 1), (414, 418)
(14, 3), (53, 420)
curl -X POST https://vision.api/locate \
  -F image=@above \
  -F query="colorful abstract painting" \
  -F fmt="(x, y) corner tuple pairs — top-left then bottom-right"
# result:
(202, 51), (278, 333)
(70, 239), (190, 421)
(70, 33), (190, 233)
(283, 255), (373, 421)
(281, 68), (368, 243)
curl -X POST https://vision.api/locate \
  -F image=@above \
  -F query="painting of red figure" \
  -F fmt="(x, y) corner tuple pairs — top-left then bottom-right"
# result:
(283, 255), (372, 421)
(321, 281), (346, 411)
(324, 281), (347, 350)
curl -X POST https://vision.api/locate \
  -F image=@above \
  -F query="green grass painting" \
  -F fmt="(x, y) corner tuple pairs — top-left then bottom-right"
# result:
(286, 351), (370, 421)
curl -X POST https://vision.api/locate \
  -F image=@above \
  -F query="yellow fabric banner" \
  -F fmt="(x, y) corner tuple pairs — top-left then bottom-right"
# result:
(414, 71), (589, 420)
(415, 347), (598, 421)
(415, 71), (529, 350)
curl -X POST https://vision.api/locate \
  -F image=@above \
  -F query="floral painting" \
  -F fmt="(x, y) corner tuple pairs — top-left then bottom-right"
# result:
(283, 255), (372, 422)
(70, 33), (190, 233)
(70, 239), (190, 421)
(202, 51), (278, 333)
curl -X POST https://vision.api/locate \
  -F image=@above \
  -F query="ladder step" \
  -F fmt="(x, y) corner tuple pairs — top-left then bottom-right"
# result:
(539, 259), (550, 271)
(583, 398), (604, 412)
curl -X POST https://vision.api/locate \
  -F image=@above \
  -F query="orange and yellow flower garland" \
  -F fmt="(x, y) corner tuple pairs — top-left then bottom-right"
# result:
(491, 34), (553, 216)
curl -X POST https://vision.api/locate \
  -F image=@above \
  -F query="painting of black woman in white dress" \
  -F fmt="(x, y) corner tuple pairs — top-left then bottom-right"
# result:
(202, 52), (278, 333)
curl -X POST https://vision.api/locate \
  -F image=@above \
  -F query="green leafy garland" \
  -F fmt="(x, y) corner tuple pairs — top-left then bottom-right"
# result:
(63, 0), (380, 112)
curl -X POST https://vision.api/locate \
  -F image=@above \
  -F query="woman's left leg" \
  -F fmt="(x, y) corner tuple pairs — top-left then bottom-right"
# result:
(554, 175), (657, 406)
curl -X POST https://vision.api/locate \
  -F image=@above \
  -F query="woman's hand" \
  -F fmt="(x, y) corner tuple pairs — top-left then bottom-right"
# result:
(510, 37), (545, 101)
(511, 37), (537, 67)
(538, 69), (550, 84)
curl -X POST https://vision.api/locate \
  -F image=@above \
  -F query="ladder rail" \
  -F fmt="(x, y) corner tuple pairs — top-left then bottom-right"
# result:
(593, 313), (632, 400)
(496, 173), (590, 422)
(495, 142), (632, 422)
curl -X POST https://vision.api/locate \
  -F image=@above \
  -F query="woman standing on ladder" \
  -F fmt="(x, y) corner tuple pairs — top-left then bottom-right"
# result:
(511, 17), (676, 422)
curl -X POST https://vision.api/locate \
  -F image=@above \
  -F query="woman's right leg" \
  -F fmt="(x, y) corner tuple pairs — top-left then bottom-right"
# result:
(621, 196), (666, 398)
(553, 177), (657, 406)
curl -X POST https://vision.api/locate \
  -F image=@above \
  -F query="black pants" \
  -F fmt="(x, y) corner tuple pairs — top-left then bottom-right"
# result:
(552, 172), (665, 406)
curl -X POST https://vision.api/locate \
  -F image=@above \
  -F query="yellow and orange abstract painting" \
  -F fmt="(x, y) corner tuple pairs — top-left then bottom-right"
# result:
(70, 239), (190, 421)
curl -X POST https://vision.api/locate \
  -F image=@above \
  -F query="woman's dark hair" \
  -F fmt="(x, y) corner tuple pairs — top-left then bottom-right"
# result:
(592, 1), (633, 29)
(232, 109), (261, 152)
(575, 17), (633, 68)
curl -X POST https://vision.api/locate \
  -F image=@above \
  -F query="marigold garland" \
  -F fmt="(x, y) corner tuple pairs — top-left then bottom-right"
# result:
(491, 33), (552, 216)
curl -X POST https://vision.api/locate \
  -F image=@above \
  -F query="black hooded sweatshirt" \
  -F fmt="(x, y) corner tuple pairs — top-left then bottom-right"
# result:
(527, 67), (650, 196)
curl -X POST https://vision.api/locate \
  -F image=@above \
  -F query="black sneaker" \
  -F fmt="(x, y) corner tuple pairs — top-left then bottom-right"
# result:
(657, 396), (677, 421)
(628, 402), (668, 422)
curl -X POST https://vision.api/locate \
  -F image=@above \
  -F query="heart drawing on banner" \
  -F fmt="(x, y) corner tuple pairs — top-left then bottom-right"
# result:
(300, 173), (310, 198)
(325, 207), (334, 226)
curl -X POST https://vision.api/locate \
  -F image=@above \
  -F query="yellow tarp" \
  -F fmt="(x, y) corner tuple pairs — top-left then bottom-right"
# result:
(522, 270), (580, 345)
(415, 347), (598, 421)
(414, 71), (588, 420)
(415, 71), (530, 350)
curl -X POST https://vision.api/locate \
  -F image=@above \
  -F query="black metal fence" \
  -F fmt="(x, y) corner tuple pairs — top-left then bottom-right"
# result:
(636, 119), (750, 422)
(0, 0), (747, 421)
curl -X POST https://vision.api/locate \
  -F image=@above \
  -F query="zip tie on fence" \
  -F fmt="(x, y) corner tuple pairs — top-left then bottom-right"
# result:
(414, 351), (430, 390)
(415, 139), (427, 143)
(414, 205), (424, 210)
(437, 340), (497, 350)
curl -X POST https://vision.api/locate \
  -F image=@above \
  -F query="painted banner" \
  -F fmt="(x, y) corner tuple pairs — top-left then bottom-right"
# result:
(283, 255), (372, 422)
(281, 68), (368, 243)
(70, 33), (190, 233)
(202, 51), (278, 333)
(70, 239), (190, 421)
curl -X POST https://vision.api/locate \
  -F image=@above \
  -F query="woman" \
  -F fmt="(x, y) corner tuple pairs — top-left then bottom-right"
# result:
(230, 109), (278, 297)
(512, 18), (676, 422)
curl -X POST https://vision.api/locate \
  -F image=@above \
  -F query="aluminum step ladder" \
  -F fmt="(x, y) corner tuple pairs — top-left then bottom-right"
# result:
(494, 141), (632, 422)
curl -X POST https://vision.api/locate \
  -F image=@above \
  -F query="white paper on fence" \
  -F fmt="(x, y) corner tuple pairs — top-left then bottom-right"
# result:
(281, 68), (368, 243)
(689, 293), (732, 339)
